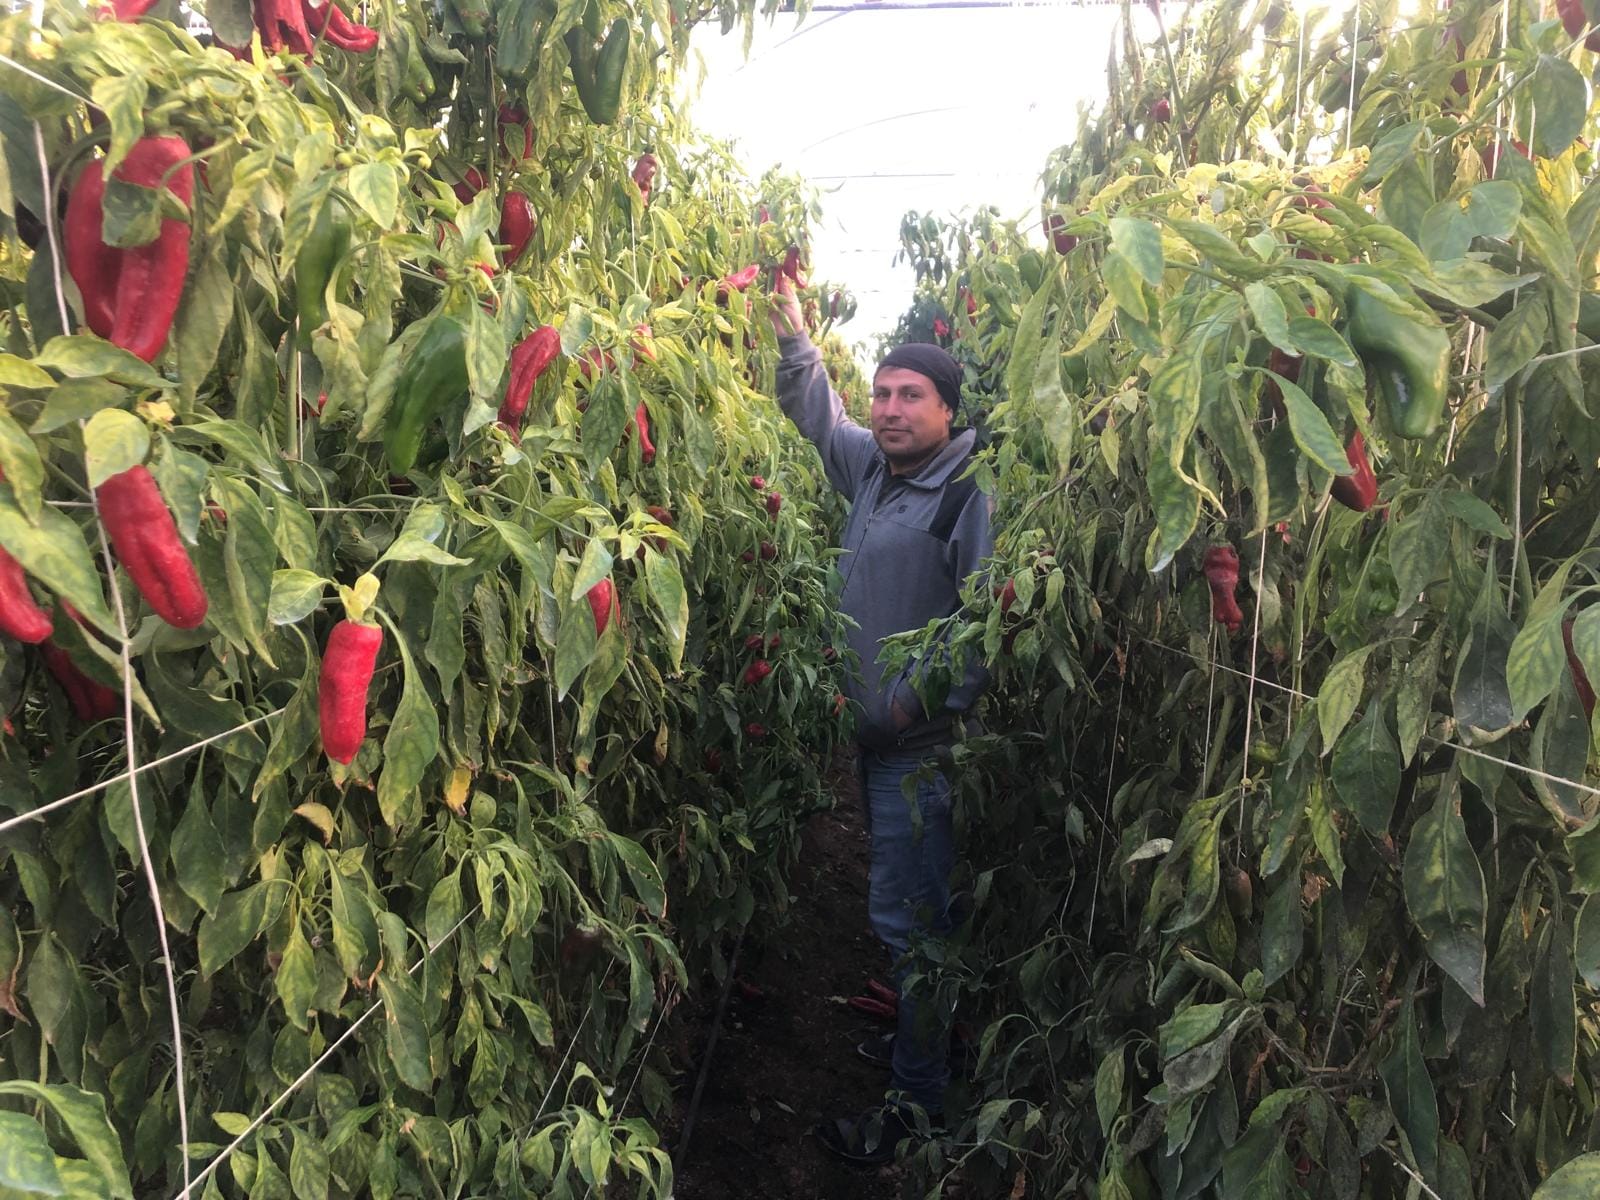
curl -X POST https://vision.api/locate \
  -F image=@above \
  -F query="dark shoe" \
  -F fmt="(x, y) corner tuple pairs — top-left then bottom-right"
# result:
(856, 1030), (894, 1068)
(815, 1103), (935, 1166)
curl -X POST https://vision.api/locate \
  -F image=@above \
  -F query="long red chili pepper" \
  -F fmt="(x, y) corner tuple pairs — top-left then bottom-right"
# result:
(302, 0), (378, 51)
(499, 192), (535, 264)
(64, 137), (194, 363)
(0, 547), (51, 644)
(498, 325), (561, 429)
(319, 619), (383, 763)
(719, 263), (760, 295)
(1564, 618), (1596, 720)
(40, 640), (120, 722)
(848, 995), (896, 1021)
(1329, 432), (1379, 513)
(105, 0), (159, 19)
(586, 578), (619, 635)
(633, 402), (655, 465)
(95, 465), (208, 629)
(631, 152), (658, 203)
(1202, 545), (1244, 635)
(255, 0), (316, 55)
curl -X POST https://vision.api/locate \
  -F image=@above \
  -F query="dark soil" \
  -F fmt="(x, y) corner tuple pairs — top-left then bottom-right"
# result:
(669, 751), (904, 1199)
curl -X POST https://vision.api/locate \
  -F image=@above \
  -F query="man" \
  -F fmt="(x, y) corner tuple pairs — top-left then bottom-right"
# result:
(768, 276), (992, 1165)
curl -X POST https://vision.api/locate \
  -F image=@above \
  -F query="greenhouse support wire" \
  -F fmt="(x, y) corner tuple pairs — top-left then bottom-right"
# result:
(1134, 634), (1600, 803)
(31, 95), (199, 1189)
(173, 905), (482, 1200)
(0, 708), (285, 837)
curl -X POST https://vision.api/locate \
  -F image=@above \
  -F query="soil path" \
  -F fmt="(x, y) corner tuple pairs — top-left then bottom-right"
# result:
(670, 753), (904, 1199)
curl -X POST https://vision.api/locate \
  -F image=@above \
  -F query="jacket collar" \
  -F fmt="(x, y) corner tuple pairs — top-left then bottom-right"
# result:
(876, 428), (977, 489)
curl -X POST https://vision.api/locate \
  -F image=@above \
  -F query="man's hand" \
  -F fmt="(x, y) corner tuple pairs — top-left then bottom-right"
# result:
(890, 699), (914, 732)
(768, 271), (805, 338)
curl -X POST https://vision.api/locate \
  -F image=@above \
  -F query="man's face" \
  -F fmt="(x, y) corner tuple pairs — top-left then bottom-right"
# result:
(871, 367), (952, 470)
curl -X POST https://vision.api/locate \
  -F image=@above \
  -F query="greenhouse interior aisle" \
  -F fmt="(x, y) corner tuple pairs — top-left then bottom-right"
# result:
(671, 753), (901, 1198)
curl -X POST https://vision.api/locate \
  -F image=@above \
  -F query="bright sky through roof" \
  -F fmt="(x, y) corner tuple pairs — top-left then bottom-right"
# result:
(686, 3), (1131, 347)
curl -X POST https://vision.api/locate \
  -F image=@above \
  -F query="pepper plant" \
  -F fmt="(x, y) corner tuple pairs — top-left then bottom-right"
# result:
(0, 0), (858, 1195)
(887, 0), (1600, 1196)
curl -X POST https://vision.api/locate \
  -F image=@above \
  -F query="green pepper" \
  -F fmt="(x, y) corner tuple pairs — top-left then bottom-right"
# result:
(385, 316), (469, 472)
(1345, 285), (1451, 439)
(566, 18), (628, 124)
(295, 196), (352, 350)
(446, 0), (490, 37)
(591, 18), (630, 124)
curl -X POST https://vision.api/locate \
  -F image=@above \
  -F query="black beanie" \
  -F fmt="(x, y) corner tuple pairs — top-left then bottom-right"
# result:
(877, 343), (962, 412)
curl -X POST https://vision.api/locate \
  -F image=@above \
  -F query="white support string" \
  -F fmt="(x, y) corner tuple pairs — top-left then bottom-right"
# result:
(92, 518), (190, 1194)
(1344, 4), (1359, 156)
(580, 982), (680, 1200)
(26, 82), (195, 1185)
(1237, 528), (1270, 837)
(0, 708), (285, 837)
(1135, 634), (1600, 802)
(173, 905), (483, 1200)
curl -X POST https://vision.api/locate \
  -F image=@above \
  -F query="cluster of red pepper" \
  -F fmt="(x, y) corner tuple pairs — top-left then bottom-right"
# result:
(1, 463), (208, 721)
(216, 0), (380, 58)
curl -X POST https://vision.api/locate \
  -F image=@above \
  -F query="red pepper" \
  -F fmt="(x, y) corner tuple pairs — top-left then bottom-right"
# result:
(0, 547), (51, 644)
(961, 287), (977, 316)
(105, 0), (159, 19)
(1559, 0), (1587, 38)
(933, 317), (950, 340)
(1045, 213), (1077, 255)
(848, 995), (896, 1020)
(500, 192), (535, 264)
(765, 490), (782, 516)
(1202, 545), (1244, 635)
(64, 137), (194, 363)
(453, 166), (487, 205)
(254, 0), (317, 55)
(633, 402), (655, 465)
(1563, 618), (1596, 720)
(498, 324), (560, 429)
(719, 263), (760, 295)
(40, 638), (119, 722)
(759, 540), (776, 561)
(587, 578), (619, 635)
(303, 0), (378, 50)
(576, 347), (614, 381)
(1481, 140), (1530, 178)
(631, 152), (658, 203)
(767, 634), (781, 650)
(743, 660), (772, 686)
(996, 578), (1018, 613)
(499, 105), (533, 160)
(744, 634), (764, 653)
(318, 619), (383, 763)
(1151, 96), (1172, 123)
(703, 747), (723, 772)
(96, 465), (208, 630)
(749, 475), (766, 491)
(781, 244), (805, 285)
(642, 505), (673, 553)
(744, 721), (767, 739)
(865, 978), (897, 1006)
(1329, 432), (1379, 513)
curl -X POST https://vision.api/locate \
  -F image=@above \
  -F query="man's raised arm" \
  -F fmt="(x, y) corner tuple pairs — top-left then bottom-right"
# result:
(769, 275), (877, 500)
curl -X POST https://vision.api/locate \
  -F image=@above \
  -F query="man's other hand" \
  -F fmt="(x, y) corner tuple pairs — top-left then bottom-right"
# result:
(769, 271), (805, 338)
(890, 700), (914, 732)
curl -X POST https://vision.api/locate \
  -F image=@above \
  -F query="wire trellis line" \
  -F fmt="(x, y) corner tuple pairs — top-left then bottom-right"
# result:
(0, 707), (285, 837)
(1133, 634), (1600, 803)
(173, 905), (483, 1200)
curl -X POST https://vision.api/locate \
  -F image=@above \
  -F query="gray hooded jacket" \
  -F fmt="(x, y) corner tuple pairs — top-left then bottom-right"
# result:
(775, 333), (992, 751)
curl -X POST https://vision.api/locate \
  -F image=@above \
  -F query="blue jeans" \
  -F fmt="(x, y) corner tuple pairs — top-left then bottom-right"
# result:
(860, 748), (955, 1113)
